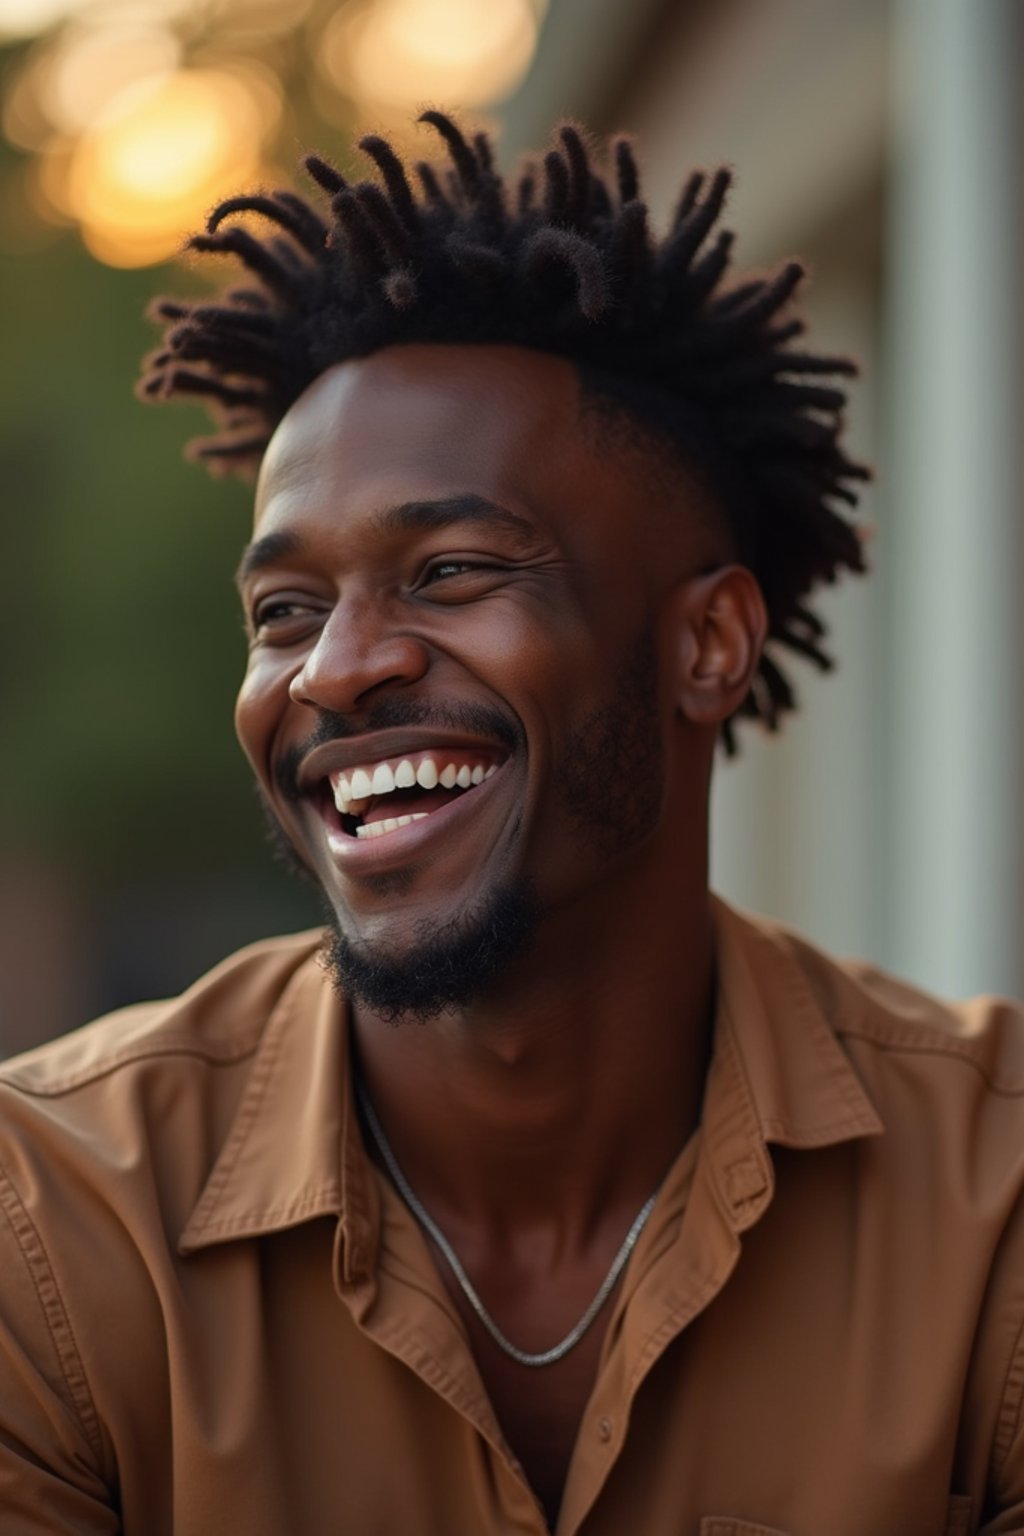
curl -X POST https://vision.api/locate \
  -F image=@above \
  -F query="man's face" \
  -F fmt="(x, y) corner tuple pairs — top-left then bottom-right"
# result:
(235, 345), (714, 1016)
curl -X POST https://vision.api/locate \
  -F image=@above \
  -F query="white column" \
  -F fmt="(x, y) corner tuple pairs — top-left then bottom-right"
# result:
(883, 0), (1023, 996)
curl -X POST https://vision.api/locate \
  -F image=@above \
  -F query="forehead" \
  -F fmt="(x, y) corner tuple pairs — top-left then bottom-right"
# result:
(249, 344), (723, 596)
(256, 344), (589, 532)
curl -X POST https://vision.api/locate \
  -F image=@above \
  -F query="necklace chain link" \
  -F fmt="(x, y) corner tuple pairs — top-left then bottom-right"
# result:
(357, 1083), (660, 1369)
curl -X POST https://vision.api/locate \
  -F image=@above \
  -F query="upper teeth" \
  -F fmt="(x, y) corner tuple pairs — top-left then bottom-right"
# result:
(330, 756), (495, 814)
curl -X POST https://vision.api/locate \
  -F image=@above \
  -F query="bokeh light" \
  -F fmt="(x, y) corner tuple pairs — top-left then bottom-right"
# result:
(0, 0), (86, 41)
(0, 0), (546, 266)
(0, 0), (197, 41)
(207, 0), (317, 36)
(320, 0), (544, 111)
(41, 65), (280, 265)
(39, 21), (181, 136)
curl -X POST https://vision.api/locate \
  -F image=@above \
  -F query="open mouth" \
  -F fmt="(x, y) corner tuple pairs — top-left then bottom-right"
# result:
(321, 750), (500, 841)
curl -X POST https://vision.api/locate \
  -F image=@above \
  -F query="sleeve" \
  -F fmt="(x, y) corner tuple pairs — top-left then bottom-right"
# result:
(0, 1160), (120, 1534)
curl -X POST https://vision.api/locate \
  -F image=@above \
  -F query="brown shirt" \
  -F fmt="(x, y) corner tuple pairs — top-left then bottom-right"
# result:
(1, 899), (1023, 1535)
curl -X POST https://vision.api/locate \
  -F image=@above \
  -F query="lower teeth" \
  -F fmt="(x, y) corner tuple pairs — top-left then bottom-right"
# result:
(355, 812), (431, 840)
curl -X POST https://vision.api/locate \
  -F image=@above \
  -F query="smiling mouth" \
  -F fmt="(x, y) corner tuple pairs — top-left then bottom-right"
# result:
(321, 750), (500, 840)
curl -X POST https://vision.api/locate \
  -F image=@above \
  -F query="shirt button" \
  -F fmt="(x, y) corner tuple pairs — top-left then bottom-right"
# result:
(597, 1416), (613, 1442)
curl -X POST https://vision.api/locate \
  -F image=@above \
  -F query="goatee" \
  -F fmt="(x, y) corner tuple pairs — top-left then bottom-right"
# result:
(319, 880), (540, 1022)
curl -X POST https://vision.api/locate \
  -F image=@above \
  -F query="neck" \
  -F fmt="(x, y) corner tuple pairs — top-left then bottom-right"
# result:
(350, 861), (715, 1245)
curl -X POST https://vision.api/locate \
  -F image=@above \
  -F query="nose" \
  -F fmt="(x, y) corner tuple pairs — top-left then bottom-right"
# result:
(288, 597), (430, 712)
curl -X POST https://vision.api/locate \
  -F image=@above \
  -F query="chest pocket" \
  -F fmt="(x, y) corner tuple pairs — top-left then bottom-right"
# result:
(700, 1497), (974, 1536)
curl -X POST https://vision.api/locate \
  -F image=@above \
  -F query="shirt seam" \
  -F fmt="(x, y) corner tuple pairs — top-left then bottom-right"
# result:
(369, 1316), (504, 1447)
(838, 1026), (1024, 1097)
(763, 945), (884, 1135)
(179, 959), (339, 1253)
(757, 1110), (878, 1143)
(187, 1186), (341, 1241)
(713, 1014), (773, 1211)
(0, 1157), (106, 1469)
(992, 1286), (1024, 1479)
(625, 1269), (724, 1399)
(182, 1004), (288, 1239)
(0, 1038), (264, 1099)
(184, 1026), (287, 1241)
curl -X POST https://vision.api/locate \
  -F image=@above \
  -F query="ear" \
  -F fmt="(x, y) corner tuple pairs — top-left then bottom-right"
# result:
(667, 565), (767, 726)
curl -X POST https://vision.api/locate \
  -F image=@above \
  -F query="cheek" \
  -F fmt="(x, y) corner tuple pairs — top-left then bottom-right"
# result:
(444, 592), (601, 691)
(234, 653), (293, 773)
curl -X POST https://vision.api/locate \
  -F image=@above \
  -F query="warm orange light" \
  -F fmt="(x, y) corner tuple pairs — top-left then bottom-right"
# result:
(40, 22), (181, 136)
(320, 0), (544, 111)
(0, 0), (196, 40)
(0, 0), (78, 41)
(208, 0), (317, 37)
(3, 50), (54, 151)
(52, 67), (281, 267)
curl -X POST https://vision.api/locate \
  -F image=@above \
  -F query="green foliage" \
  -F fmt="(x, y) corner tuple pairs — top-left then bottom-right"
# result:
(0, 231), (296, 889)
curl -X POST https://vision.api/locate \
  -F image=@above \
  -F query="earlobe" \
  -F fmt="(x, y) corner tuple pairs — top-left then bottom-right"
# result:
(670, 566), (768, 726)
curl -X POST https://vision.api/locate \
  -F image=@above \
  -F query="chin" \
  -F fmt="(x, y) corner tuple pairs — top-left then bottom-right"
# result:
(318, 877), (540, 1023)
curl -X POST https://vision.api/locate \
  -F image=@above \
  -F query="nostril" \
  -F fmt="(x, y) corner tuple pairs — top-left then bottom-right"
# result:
(289, 670), (311, 705)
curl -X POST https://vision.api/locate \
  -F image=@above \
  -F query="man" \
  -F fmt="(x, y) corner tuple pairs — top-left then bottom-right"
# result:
(1, 113), (1022, 1535)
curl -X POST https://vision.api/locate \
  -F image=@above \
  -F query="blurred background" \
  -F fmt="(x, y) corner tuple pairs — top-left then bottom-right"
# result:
(1, 0), (1021, 1055)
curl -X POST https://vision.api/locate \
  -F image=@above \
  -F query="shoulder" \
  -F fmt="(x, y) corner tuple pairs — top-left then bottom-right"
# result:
(726, 899), (1024, 1096)
(722, 906), (1024, 1503)
(0, 932), (325, 1489)
(722, 901), (1024, 1227)
(787, 925), (1024, 1098)
(0, 930), (328, 1231)
(0, 929), (326, 1099)
(0, 928), (331, 1326)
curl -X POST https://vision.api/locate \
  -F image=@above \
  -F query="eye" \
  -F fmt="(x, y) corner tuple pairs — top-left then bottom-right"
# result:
(418, 557), (515, 599)
(254, 598), (299, 623)
(248, 593), (324, 642)
(415, 555), (520, 604)
(422, 558), (483, 583)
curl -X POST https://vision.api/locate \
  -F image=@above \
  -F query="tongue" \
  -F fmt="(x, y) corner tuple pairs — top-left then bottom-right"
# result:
(361, 786), (465, 825)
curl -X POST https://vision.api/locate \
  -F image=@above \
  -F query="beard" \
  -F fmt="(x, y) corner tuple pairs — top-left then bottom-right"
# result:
(320, 877), (540, 1023)
(256, 785), (541, 1020)
(259, 624), (663, 1022)
(557, 622), (662, 858)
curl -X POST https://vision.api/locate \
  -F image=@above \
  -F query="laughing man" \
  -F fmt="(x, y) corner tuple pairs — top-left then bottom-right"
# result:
(2, 114), (1023, 1536)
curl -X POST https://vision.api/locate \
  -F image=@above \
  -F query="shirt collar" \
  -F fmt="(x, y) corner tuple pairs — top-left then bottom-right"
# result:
(178, 899), (883, 1258)
(700, 896), (883, 1233)
(178, 951), (377, 1259)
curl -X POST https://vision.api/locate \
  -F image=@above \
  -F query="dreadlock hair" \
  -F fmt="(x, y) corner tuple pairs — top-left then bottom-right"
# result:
(139, 110), (869, 749)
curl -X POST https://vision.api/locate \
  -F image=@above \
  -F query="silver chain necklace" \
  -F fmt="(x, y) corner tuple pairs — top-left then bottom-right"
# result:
(357, 1082), (660, 1369)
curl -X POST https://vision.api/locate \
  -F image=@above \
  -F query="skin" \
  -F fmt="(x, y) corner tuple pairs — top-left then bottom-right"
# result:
(235, 343), (767, 1526)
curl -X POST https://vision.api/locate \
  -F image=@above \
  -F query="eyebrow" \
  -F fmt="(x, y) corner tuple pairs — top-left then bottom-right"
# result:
(234, 530), (303, 589)
(235, 495), (537, 587)
(371, 494), (537, 542)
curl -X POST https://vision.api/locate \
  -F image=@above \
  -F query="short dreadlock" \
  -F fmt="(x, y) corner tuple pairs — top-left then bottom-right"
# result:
(139, 110), (868, 747)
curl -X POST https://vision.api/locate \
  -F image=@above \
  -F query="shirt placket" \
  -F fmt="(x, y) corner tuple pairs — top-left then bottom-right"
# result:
(556, 1026), (775, 1536)
(332, 1084), (552, 1532)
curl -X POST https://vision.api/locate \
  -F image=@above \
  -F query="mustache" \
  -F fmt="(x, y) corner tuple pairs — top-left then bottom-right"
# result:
(274, 698), (523, 801)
